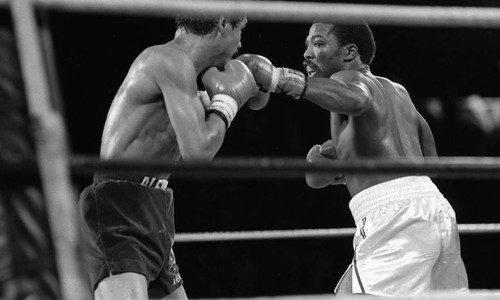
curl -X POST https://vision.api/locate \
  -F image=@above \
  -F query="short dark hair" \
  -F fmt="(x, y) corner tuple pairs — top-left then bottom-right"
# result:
(175, 15), (245, 36)
(327, 22), (376, 65)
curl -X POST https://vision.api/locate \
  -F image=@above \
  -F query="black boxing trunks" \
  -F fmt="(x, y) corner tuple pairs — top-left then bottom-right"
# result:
(77, 173), (182, 298)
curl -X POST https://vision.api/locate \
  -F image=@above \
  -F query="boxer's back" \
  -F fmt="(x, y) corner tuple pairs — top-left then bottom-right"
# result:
(333, 72), (431, 196)
(100, 44), (193, 163)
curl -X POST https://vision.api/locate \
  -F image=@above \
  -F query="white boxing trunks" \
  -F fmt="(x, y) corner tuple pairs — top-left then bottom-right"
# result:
(337, 176), (469, 296)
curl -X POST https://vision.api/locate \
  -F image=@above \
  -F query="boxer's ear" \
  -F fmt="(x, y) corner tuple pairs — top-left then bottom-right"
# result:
(343, 44), (358, 62)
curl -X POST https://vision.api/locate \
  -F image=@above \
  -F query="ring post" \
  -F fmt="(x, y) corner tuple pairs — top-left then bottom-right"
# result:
(10, 0), (89, 299)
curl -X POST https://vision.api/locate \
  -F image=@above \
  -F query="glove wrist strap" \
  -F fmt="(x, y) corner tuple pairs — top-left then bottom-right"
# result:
(269, 66), (280, 92)
(277, 68), (307, 100)
(207, 94), (239, 129)
(298, 78), (308, 99)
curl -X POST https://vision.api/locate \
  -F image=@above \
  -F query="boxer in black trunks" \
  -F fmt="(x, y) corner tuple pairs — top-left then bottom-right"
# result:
(78, 15), (259, 299)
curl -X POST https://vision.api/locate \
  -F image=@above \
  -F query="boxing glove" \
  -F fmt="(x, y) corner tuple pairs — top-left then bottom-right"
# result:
(202, 60), (258, 128)
(275, 67), (308, 100)
(317, 140), (345, 185)
(236, 54), (271, 110)
(318, 139), (337, 159)
(236, 53), (307, 100)
(305, 142), (345, 188)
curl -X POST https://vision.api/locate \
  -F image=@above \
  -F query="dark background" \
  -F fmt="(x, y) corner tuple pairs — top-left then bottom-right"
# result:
(9, 0), (500, 298)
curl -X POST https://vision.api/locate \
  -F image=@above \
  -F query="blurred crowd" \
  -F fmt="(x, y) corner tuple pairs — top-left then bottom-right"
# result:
(418, 94), (500, 157)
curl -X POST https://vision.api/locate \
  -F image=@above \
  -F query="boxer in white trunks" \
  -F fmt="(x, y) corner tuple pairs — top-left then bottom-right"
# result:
(235, 21), (469, 296)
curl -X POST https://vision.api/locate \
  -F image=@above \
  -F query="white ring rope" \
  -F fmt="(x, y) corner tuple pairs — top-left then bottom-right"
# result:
(1, 0), (500, 28)
(176, 223), (500, 243)
(202, 291), (500, 300)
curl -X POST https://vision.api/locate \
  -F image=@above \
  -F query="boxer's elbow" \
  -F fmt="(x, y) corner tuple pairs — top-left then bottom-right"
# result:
(179, 141), (216, 161)
(178, 128), (225, 161)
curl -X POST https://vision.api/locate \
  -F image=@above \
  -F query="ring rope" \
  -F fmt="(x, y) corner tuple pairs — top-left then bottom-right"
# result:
(59, 155), (500, 179)
(4, 156), (500, 180)
(190, 291), (500, 300)
(175, 223), (500, 243)
(2, 0), (500, 28)
(71, 156), (500, 180)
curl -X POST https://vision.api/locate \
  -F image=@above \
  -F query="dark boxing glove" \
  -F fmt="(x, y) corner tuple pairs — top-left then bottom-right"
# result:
(202, 60), (259, 128)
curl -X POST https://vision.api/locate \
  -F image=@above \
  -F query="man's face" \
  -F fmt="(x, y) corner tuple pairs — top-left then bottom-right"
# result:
(219, 18), (247, 65)
(303, 23), (344, 78)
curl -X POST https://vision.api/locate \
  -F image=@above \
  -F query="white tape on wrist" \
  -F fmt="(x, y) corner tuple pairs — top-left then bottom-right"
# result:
(269, 66), (280, 93)
(208, 94), (239, 128)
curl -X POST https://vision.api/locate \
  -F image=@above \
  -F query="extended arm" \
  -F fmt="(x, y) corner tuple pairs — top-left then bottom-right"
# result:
(236, 54), (373, 116)
(303, 71), (373, 116)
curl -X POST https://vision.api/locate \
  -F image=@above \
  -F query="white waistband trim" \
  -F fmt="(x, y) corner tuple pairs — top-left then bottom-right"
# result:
(349, 176), (440, 224)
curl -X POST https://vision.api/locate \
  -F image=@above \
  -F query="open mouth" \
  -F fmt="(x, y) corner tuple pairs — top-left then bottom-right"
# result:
(305, 66), (316, 77)
(303, 61), (318, 77)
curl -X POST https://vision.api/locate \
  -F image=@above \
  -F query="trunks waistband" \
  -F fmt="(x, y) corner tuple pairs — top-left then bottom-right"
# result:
(349, 176), (439, 224)
(93, 173), (169, 190)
